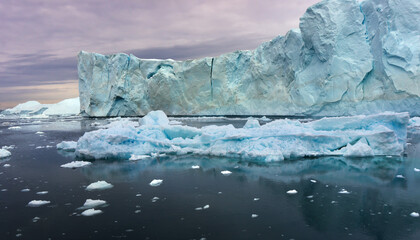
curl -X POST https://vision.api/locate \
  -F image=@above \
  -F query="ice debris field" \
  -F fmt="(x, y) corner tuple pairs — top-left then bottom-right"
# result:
(71, 110), (411, 161)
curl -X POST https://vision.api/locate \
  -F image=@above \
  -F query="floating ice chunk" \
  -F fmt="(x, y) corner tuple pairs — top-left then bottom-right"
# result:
(139, 110), (169, 126)
(254, 198), (260, 201)
(2, 145), (15, 150)
(0, 149), (11, 159)
(81, 208), (103, 216)
(61, 161), (92, 168)
(203, 205), (210, 209)
(56, 141), (77, 152)
(410, 212), (419, 217)
(32, 217), (40, 222)
(260, 116), (271, 121)
(8, 126), (21, 130)
(27, 200), (50, 207)
(287, 189), (298, 195)
(195, 207), (202, 211)
(251, 214), (258, 218)
(151, 153), (166, 158)
(42, 97), (80, 116)
(35, 146), (45, 149)
(306, 195), (314, 199)
(396, 175), (405, 179)
(36, 191), (48, 195)
(35, 131), (44, 135)
(21, 189), (30, 192)
(135, 210), (141, 213)
(129, 155), (150, 161)
(221, 170), (232, 176)
(86, 181), (113, 191)
(151, 197), (159, 202)
(243, 119), (260, 129)
(79, 199), (107, 209)
(414, 168), (420, 172)
(149, 179), (163, 187)
(194, 204), (210, 210)
(75, 112), (409, 160)
(2, 101), (43, 115)
(310, 179), (317, 183)
(136, 193), (142, 197)
(338, 189), (350, 194)
(191, 165), (200, 169)
(3, 163), (11, 168)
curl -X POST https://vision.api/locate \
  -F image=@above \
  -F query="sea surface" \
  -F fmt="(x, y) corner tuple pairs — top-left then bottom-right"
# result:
(1, 116), (420, 240)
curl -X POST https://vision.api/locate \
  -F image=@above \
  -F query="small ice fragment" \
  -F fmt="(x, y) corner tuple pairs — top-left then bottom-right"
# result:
(61, 161), (92, 168)
(129, 154), (150, 161)
(254, 198), (260, 201)
(36, 191), (48, 195)
(8, 126), (21, 130)
(386, 155), (393, 158)
(21, 189), (30, 192)
(191, 165), (200, 169)
(81, 208), (103, 216)
(251, 214), (258, 218)
(310, 179), (317, 183)
(287, 189), (298, 195)
(135, 210), (141, 213)
(35, 131), (44, 135)
(136, 193), (142, 197)
(0, 149), (12, 158)
(218, 192), (222, 194)
(151, 197), (159, 202)
(338, 189), (350, 194)
(86, 181), (113, 191)
(3, 164), (11, 168)
(260, 116), (271, 121)
(149, 179), (163, 187)
(396, 175), (405, 179)
(203, 205), (210, 209)
(306, 195), (314, 199)
(331, 201), (338, 204)
(410, 212), (419, 217)
(414, 168), (420, 172)
(221, 170), (232, 176)
(32, 217), (40, 222)
(195, 207), (203, 211)
(56, 141), (77, 152)
(35, 146), (45, 149)
(151, 153), (166, 158)
(27, 200), (50, 207)
(80, 199), (107, 209)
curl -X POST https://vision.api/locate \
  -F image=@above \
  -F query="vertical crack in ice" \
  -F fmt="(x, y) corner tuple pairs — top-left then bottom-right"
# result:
(359, 3), (370, 43)
(210, 57), (214, 100)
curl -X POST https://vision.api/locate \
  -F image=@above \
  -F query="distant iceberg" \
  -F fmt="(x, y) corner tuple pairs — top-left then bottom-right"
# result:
(1, 97), (80, 118)
(75, 110), (409, 161)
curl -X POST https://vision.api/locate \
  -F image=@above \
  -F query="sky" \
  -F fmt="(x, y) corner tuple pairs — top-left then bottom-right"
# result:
(0, 0), (319, 109)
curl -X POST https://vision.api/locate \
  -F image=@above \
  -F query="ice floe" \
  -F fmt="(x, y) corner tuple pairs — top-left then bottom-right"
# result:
(287, 190), (298, 195)
(251, 214), (258, 218)
(149, 179), (163, 187)
(79, 199), (107, 209)
(0, 149), (11, 159)
(191, 165), (200, 169)
(410, 212), (419, 217)
(129, 155), (150, 161)
(3, 163), (11, 168)
(36, 191), (48, 195)
(86, 181), (113, 191)
(27, 200), (50, 207)
(338, 189), (350, 194)
(61, 161), (92, 168)
(81, 208), (103, 216)
(221, 170), (232, 176)
(75, 111), (410, 161)
(56, 141), (77, 152)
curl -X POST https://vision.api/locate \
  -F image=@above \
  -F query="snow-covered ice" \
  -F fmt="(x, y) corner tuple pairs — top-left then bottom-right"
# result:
(56, 141), (77, 152)
(149, 179), (163, 187)
(27, 200), (50, 207)
(338, 189), (350, 194)
(86, 181), (113, 191)
(81, 208), (103, 216)
(79, 199), (107, 209)
(191, 165), (200, 169)
(1, 97), (80, 117)
(75, 111), (409, 161)
(61, 161), (92, 168)
(0, 149), (11, 159)
(3, 163), (11, 168)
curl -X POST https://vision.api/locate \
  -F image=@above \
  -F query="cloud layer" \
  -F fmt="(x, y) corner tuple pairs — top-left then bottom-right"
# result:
(0, 0), (319, 108)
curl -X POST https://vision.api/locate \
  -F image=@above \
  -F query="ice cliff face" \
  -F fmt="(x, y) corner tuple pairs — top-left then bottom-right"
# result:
(78, 0), (420, 117)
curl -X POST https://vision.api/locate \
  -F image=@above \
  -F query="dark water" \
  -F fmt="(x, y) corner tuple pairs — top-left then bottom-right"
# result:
(1, 117), (420, 240)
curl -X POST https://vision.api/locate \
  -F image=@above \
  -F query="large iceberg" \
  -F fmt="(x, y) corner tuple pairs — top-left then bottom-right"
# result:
(1, 97), (80, 117)
(78, 0), (420, 117)
(74, 111), (409, 161)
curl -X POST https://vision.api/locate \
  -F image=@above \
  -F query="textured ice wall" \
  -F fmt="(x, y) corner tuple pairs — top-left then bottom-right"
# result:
(78, 0), (420, 117)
